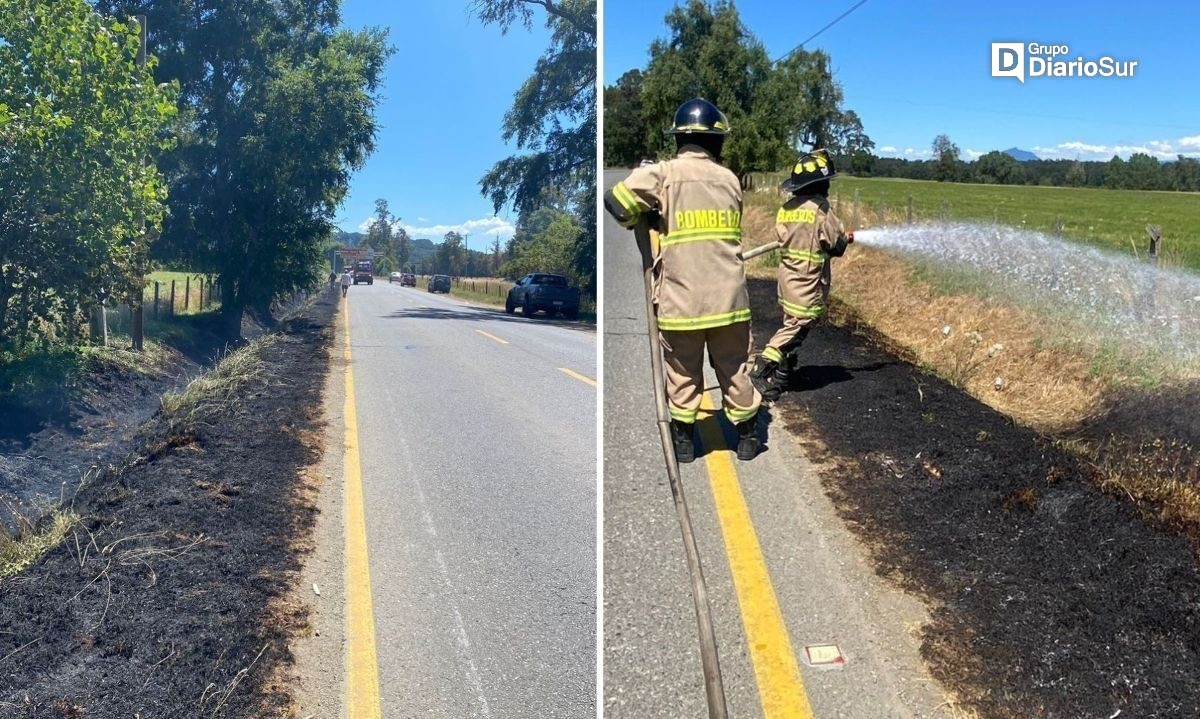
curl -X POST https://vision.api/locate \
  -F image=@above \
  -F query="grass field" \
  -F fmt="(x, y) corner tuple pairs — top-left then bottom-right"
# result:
(747, 175), (1200, 270)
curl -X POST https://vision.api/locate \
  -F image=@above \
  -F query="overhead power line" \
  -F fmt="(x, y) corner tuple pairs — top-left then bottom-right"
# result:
(775, 0), (869, 62)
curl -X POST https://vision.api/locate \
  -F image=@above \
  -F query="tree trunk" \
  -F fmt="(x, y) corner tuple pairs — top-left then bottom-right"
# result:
(219, 276), (243, 341)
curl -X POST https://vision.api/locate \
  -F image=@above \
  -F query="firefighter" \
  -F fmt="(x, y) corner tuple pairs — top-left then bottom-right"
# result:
(604, 98), (762, 463)
(749, 148), (853, 401)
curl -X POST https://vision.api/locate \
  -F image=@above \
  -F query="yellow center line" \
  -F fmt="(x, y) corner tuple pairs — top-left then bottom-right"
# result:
(557, 367), (597, 386)
(342, 297), (382, 718)
(475, 329), (509, 345)
(697, 392), (814, 719)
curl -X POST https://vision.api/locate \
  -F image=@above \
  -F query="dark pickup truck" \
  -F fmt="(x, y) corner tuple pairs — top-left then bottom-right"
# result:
(505, 273), (580, 319)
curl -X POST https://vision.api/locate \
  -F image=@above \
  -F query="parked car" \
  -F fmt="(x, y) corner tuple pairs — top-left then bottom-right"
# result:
(388, 271), (402, 283)
(505, 273), (580, 319)
(400, 272), (416, 287)
(428, 274), (452, 293)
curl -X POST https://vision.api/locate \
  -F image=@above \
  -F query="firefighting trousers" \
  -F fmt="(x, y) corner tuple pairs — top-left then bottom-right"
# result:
(761, 314), (815, 365)
(660, 321), (761, 425)
(763, 261), (829, 364)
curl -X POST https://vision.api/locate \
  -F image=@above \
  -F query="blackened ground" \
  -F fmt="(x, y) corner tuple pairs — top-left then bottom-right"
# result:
(0, 312), (246, 528)
(0, 292), (334, 718)
(748, 278), (1200, 718)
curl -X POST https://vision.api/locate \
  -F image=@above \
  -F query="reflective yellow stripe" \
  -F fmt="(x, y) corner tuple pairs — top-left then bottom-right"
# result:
(613, 182), (641, 219)
(661, 229), (742, 248)
(778, 298), (824, 318)
(669, 404), (698, 423)
(658, 308), (751, 331)
(725, 404), (759, 424)
(781, 249), (825, 263)
(761, 345), (783, 364)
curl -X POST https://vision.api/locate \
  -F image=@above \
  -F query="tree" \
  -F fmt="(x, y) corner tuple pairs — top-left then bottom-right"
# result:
(604, 69), (650, 166)
(0, 1), (176, 349)
(490, 236), (503, 275)
(975, 151), (1025, 185)
(365, 198), (395, 273)
(95, 0), (391, 339)
(1065, 160), (1087, 187)
(640, 1), (870, 182)
(436, 231), (466, 275)
(473, 0), (596, 297)
(931, 134), (961, 182)
(1104, 155), (1127, 189)
(1125, 153), (1162, 190)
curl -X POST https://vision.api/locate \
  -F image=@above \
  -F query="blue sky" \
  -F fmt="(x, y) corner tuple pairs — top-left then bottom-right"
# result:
(336, 2), (551, 237)
(604, 0), (1200, 162)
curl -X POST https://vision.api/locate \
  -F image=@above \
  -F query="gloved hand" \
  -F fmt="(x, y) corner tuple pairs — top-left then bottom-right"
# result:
(847, 230), (855, 244)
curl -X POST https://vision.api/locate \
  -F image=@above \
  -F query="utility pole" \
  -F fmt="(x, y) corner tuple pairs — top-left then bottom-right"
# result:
(131, 14), (148, 351)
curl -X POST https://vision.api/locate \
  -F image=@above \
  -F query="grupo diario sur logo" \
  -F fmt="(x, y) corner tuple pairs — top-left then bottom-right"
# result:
(991, 42), (1138, 83)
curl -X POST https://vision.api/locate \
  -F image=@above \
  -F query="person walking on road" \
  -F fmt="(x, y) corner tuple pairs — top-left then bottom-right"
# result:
(329, 270), (337, 288)
(749, 148), (853, 400)
(603, 98), (762, 463)
(340, 269), (352, 298)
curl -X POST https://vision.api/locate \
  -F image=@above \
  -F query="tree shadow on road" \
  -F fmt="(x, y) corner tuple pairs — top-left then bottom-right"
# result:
(383, 305), (594, 331)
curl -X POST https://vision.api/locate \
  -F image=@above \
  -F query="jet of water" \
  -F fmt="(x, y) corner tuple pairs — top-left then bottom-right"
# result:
(853, 223), (1200, 366)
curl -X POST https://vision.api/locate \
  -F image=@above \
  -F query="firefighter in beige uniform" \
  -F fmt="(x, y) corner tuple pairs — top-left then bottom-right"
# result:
(605, 98), (762, 463)
(749, 149), (853, 400)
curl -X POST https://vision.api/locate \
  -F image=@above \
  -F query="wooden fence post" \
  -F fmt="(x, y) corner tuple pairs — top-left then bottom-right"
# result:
(1053, 215), (1064, 237)
(169, 280), (176, 317)
(153, 282), (160, 319)
(185, 276), (191, 311)
(1146, 224), (1162, 265)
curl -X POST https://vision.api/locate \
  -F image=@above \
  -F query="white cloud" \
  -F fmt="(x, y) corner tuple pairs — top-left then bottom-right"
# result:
(353, 215), (517, 242)
(880, 145), (898, 153)
(964, 148), (984, 160)
(402, 215), (516, 242)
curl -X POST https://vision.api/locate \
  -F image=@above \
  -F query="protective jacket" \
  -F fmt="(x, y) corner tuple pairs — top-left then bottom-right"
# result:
(606, 146), (748, 331)
(773, 194), (848, 322)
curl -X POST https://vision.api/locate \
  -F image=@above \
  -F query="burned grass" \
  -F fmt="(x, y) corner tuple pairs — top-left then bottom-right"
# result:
(0, 291), (336, 718)
(749, 278), (1200, 717)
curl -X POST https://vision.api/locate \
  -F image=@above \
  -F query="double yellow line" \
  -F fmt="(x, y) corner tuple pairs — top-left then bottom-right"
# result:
(342, 298), (382, 718)
(697, 393), (815, 719)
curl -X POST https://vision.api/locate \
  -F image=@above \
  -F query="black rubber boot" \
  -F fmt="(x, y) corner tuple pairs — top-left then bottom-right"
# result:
(749, 357), (787, 402)
(670, 420), (696, 464)
(735, 417), (760, 461)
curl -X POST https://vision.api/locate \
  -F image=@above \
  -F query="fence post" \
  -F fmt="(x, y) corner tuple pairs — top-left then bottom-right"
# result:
(153, 282), (160, 319)
(907, 195), (914, 224)
(169, 280), (176, 317)
(940, 200), (950, 221)
(1053, 215), (1064, 237)
(1146, 224), (1162, 265)
(852, 188), (860, 230)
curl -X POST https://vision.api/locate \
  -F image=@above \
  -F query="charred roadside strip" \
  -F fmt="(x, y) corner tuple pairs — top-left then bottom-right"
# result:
(748, 278), (1200, 718)
(0, 291), (337, 718)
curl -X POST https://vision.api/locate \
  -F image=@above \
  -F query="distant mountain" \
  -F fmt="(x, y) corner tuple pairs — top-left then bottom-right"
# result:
(1003, 147), (1040, 162)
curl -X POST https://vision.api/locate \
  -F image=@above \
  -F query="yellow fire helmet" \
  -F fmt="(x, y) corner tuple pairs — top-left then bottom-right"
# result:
(668, 98), (730, 135)
(780, 148), (837, 193)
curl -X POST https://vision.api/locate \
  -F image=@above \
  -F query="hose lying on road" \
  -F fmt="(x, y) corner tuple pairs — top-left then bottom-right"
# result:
(634, 223), (729, 719)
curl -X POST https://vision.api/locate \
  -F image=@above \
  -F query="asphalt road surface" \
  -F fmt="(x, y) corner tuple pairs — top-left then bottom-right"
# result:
(346, 282), (596, 717)
(602, 168), (952, 718)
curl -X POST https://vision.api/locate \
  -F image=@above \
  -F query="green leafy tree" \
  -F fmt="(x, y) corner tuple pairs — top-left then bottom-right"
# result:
(1103, 155), (1127, 189)
(1125, 153), (1163, 190)
(95, 0), (391, 338)
(500, 210), (581, 282)
(639, 1), (870, 182)
(975, 151), (1025, 185)
(0, 1), (176, 349)
(472, 0), (596, 297)
(931, 134), (961, 182)
(604, 69), (651, 166)
(436, 231), (466, 275)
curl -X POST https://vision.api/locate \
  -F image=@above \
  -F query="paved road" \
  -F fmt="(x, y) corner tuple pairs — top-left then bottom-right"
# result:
(602, 168), (952, 718)
(347, 283), (595, 718)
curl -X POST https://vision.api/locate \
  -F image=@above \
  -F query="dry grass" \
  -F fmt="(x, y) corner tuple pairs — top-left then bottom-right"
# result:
(160, 334), (278, 436)
(0, 509), (80, 581)
(743, 203), (1109, 431)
